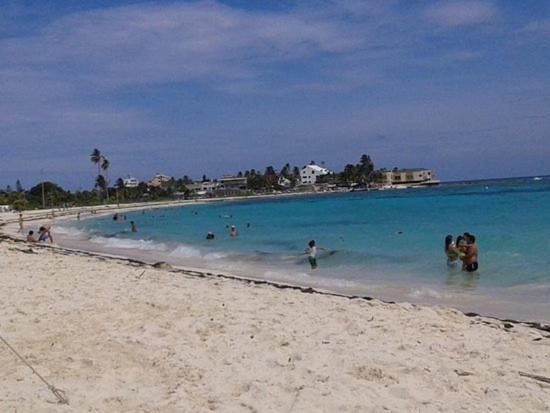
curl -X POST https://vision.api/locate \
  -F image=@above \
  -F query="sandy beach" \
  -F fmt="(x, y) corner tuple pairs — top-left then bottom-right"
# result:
(1, 235), (549, 412)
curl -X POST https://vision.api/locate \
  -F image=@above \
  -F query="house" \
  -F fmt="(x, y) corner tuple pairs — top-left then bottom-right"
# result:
(382, 169), (438, 186)
(149, 173), (172, 188)
(188, 180), (220, 195)
(123, 176), (139, 188)
(278, 176), (292, 188)
(300, 164), (330, 185)
(219, 176), (248, 190)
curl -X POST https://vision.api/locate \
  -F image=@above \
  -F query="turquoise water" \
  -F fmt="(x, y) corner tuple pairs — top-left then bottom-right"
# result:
(61, 177), (550, 321)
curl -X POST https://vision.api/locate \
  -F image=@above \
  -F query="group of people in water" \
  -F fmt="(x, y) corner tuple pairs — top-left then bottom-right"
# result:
(444, 232), (479, 272)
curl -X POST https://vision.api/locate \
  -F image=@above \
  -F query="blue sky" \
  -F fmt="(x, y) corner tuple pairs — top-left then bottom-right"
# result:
(1, 0), (549, 189)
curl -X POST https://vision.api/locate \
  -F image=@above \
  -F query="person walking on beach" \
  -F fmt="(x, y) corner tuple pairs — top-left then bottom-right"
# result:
(130, 221), (137, 233)
(18, 213), (24, 233)
(462, 234), (479, 272)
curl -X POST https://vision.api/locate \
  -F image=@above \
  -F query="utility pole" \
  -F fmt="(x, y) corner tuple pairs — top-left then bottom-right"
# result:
(41, 169), (45, 209)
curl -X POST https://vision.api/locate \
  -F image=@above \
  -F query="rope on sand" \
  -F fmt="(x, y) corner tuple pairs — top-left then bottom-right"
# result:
(0, 333), (69, 405)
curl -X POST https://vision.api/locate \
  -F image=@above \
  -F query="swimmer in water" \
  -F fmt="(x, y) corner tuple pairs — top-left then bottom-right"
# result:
(206, 231), (215, 240)
(229, 225), (238, 237)
(130, 221), (137, 233)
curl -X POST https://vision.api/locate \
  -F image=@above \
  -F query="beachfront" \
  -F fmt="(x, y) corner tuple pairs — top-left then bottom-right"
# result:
(1, 230), (550, 411)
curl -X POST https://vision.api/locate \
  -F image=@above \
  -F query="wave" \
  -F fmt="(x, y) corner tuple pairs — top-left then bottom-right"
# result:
(89, 236), (169, 251)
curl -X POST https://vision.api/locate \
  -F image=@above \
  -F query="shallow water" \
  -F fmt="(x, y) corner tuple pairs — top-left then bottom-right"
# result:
(58, 177), (550, 322)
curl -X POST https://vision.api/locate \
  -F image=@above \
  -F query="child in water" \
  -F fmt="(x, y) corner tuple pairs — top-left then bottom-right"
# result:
(305, 240), (327, 270)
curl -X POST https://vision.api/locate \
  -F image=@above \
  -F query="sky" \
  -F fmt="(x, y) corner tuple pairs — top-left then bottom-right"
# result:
(1, 0), (549, 189)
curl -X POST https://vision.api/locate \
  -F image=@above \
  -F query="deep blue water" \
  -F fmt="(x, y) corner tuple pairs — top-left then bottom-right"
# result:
(60, 176), (550, 320)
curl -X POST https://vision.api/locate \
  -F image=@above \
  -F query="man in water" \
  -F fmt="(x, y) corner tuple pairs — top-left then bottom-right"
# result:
(206, 231), (215, 240)
(130, 221), (137, 233)
(229, 225), (238, 237)
(463, 234), (478, 272)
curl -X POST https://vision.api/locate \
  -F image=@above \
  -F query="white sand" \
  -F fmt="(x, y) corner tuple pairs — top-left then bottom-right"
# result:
(1, 239), (549, 412)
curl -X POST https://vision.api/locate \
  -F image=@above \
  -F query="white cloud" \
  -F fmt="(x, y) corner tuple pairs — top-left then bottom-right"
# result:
(424, 1), (497, 28)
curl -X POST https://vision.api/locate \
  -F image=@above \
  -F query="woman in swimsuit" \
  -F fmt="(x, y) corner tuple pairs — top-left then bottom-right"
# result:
(444, 235), (461, 267)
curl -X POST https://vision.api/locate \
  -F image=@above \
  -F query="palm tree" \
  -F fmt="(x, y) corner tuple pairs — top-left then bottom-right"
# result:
(101, 157), (110, 202)
(95, 175), (107, 194)
(90, 149), (102, 176)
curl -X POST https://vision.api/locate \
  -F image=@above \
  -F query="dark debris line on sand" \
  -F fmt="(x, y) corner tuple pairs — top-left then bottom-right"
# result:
(0, 232), (549, 335)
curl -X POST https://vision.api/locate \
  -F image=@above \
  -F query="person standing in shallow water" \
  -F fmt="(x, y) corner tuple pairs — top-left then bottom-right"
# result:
(444, 235), (461, 267)
(130, 221), (137, 233)
(463, 234), (479, 272)
(304, 240), (327, 270)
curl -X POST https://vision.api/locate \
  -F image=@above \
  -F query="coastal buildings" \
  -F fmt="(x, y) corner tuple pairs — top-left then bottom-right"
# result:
(300, 164), (330, 185)
(149, 173), (172, 188)
(382, 169), (439, 187)
(219, 176), (248, 191)
(122, 176), (139, 188)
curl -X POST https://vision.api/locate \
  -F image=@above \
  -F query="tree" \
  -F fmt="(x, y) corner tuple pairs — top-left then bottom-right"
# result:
(101, 157), (110, 201)
(95, 175), (107, 194)
(115, 178), (125, 190)
(90, 149), (102, 176)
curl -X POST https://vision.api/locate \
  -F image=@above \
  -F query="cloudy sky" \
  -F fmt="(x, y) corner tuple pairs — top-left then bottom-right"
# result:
(1, 0), (549, 189)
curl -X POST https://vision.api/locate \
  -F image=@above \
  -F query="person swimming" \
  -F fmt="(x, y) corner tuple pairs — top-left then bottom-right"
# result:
(206, 231), (215, 240)
(229, 225), (238, 237)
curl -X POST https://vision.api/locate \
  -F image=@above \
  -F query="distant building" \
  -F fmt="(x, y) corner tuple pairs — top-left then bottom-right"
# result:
(300, 164), (330, 185)
(123, 176), (139, 188)
(382, 169), (438, 186)
(278, 176), (292, 188)
(149, 173), (172, 188)
(188, 180), (220, 195)
(219, 176), (248, 191)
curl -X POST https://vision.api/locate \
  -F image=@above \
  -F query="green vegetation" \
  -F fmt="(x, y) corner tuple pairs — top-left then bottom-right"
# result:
(1, 154), (387, 211)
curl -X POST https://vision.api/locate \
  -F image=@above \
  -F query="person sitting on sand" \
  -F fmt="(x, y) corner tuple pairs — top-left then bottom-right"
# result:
(462, 234), (479, 272)
(37, 225), (53, 243)
(444, 235), (461, 267)
(26, 230), (37, 243)
(130, 221), (137, 233)
(229, 225), (238, 237)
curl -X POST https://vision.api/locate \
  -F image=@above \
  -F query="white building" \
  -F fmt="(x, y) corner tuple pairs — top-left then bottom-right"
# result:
(188, 181), (220, 195)
(123, 176), (139, 188)
(278, 176), (292, 188)
(300, 164), (330, 185)
(149, 173), (172, 188)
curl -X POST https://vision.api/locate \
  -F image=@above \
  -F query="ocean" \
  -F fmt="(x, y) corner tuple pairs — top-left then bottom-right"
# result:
(58, 177), (550, 322)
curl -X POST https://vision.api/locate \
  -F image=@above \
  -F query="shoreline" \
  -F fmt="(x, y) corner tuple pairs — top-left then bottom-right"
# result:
(2, 191), (549, 326)
(1, 236), (549, 411)
(1, 219), (549, 331)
